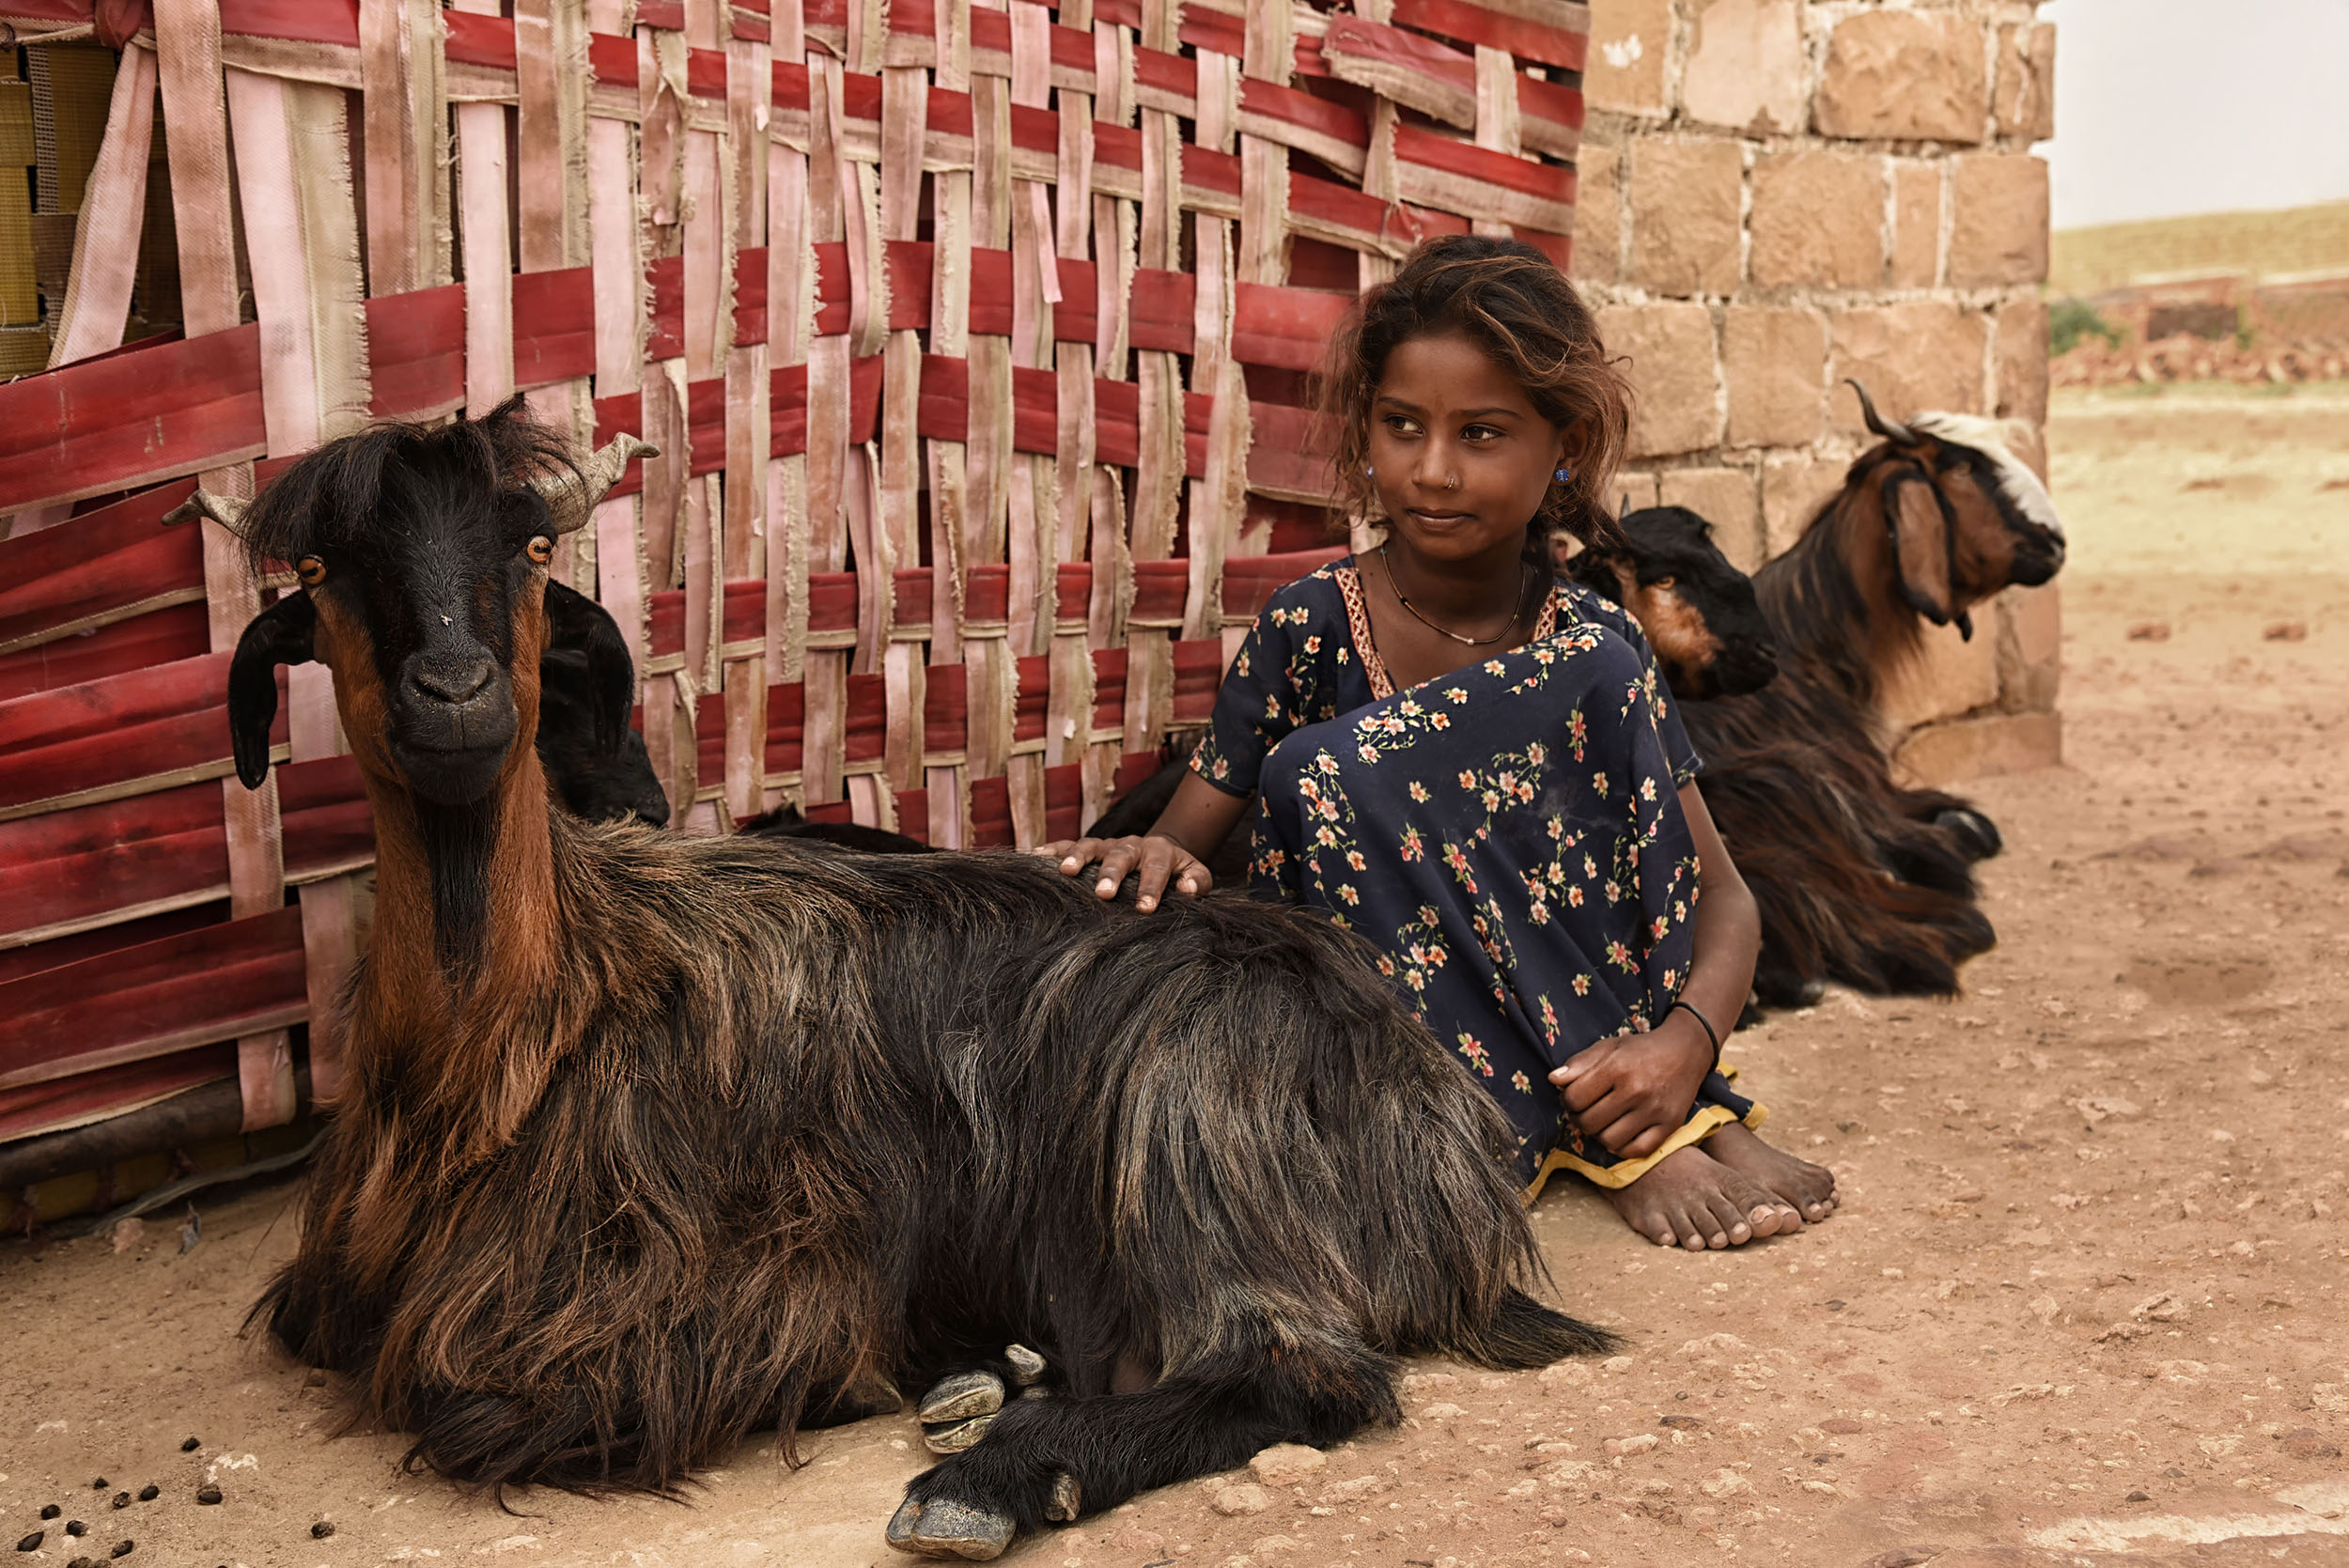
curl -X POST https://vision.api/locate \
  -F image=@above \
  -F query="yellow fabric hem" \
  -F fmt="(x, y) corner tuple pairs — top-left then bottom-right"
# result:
(1523, 1100), (1770, 1203)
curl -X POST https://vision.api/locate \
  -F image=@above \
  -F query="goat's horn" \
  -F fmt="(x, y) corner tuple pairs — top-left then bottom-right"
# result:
(161, 488), (254, 538)
(1844, 379), (1917, 445)
(532, 433), (661, 534)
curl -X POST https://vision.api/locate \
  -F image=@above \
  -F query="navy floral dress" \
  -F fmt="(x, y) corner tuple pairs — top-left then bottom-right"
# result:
(1192, 558), (1760, 1191)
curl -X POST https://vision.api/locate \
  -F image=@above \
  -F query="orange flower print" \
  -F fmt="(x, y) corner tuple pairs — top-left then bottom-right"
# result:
(1446, 687), (1469, 704)
(1409, 781), (1430, 802)
(1592, 771), (1609, 797)
(1346, 849), (1367, 871)
(1399, 826), (1425, 862)
(1303, 634), (1321, 654)
(1455, 1032), (1495, 1077)
(1572, 973), (1591, 996)
(1510, 1070), (1532, 1094)
(1606, 938), (1636, 971)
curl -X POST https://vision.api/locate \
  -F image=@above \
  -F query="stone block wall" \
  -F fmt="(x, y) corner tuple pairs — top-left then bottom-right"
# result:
(1575, 0), (2061, 784)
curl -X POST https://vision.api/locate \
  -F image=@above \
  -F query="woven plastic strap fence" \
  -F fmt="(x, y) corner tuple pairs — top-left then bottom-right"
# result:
(0, 0), (1583, 1145)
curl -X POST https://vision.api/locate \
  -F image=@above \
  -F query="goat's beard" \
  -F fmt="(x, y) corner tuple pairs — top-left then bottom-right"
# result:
(412, 794), (503, 982)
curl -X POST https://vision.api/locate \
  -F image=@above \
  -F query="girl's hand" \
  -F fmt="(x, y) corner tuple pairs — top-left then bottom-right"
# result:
(1033, 834), (1214, 913)
(1551, 1014), (1716, 1159)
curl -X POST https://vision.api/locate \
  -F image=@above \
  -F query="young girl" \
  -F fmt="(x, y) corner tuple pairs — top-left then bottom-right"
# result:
(1038, 236), (1835, 1250)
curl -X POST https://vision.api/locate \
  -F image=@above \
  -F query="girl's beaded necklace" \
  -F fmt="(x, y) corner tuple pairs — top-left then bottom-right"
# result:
(1377, 543), (1532, 647)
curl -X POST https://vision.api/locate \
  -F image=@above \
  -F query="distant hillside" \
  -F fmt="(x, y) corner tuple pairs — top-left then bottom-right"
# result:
(2051, 202), (2349, 295)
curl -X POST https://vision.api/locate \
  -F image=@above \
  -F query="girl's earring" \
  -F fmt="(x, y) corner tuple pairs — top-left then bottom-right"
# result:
(1554, 467), (1572, 484)
(1365, 465), (1375, 478)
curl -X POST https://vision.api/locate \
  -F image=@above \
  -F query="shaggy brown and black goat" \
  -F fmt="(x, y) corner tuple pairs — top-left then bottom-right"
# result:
(1086, 509), (1781, 881)
(1681, 384), (2065, 1005)
(174, 401), (1611, 1561)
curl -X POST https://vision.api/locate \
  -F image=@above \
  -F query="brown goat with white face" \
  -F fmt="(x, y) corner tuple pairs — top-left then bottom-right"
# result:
(177, 402), (1613, 1560)
(1681, 383), (2065, 1004)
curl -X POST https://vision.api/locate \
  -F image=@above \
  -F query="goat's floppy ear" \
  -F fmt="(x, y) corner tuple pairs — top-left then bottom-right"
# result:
(541, 582), (635, 756)
(1881, 464), (1959, 630)
(227, 593), (317, 789)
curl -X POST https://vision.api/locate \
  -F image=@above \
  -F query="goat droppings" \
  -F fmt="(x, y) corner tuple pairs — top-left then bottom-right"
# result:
(16, 1531), (42, 1553)
(109, 1493), (129, 1510)
(311, 1522), (334, 1540)
(194, 1487), (222, 1505)
(39, 1506), (59, 1519)
(65, 1521), (86, 1536)
(110, 1544), (133, 1559)
(179, 1438), (200, 1452)
(134, 1487), (157, 1503)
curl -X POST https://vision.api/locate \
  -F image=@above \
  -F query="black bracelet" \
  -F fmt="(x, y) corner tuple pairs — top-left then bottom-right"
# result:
(1670, 999), (1721, 1067)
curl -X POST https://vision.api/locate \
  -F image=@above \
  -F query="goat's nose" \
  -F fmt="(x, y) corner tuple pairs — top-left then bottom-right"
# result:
(411, 657), (495, 704)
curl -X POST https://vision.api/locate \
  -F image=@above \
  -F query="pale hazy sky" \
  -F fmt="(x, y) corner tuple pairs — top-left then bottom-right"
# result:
(2043, 0), (2349, 229)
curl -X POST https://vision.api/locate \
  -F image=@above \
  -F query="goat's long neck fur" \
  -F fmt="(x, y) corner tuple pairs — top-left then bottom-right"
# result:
(1751, 463), (1921, 716)
(350, 743), (573, 1156)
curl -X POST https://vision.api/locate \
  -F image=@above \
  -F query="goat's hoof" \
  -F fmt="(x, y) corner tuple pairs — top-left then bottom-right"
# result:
(917, 1370), (1006, 1423)
(886, 1498), (1015, 1560)
(1003, 1343), (1047, 1385)
(1936, 808), (2003, 861)
(1045, 1471), (1081, 1524)
(922, 1413), (999, 1453)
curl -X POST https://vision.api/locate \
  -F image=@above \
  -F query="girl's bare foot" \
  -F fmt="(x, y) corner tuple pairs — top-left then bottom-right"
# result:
(1703, 1121), (1839, 1222)
(1597, 1144), (1803, 1250)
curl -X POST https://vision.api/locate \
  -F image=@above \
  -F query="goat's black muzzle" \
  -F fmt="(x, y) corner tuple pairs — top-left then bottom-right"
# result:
(392, 654), (521, 804)
(2007, 526), (2066, 588)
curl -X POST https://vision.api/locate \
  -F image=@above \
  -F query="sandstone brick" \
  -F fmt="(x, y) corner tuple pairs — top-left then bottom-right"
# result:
(1571, 144), (1620, 287)
(1584, 0), (1671, 118)
(1598, 302), (1723, 459)
(1630, 139), (1744, 297)
(1995, 583), (2061, 714)
(1815, 9), (1987, 145)
(1724, 305), (1827, 449)
(1830, 301), (1987, 429)
(1761, 449), (1848, 560)
(1993, 23), (2058, 143)
(1891, 162), (1943, 288)
(1681, 0), (1806, 135)
(1880, 618), (1999, 729)
(1949, 154), (2049, 287)
(1893, 710), (2061, 787)
(1996, 300), (2050, 426)
(1750, 151), (1883, 289)
(1658, 466), (1763, 573)
(1615, 470), (1663, 514)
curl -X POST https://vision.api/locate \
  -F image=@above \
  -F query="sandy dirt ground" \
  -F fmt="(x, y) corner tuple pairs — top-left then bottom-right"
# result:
(5, 388), (2349, 1568)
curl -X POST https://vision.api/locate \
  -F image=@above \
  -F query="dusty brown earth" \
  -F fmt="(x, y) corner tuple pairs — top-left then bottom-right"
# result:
(5, 388), (2349, 1568)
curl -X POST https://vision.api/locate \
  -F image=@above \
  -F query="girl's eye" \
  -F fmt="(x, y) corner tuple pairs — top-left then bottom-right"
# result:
(1463, 424), (1504, 442)
(526, 535), (555, 566)
(296, 556), (328, 587)
(1383, 415), (1422, 436)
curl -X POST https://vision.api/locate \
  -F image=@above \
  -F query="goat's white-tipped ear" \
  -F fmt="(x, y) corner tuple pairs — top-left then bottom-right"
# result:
(161, 488), (254, 538)
(533, 433), (660, 535)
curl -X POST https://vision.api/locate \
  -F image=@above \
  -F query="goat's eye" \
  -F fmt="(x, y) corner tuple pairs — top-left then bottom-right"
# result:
(526, 535), (555, 566)
(1650, 574), (1677, 591)
(296, 556), (328, 587)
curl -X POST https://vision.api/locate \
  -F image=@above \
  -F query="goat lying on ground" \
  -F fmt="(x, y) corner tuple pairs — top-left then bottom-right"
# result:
(1680, 383), (2064, 1005)
(174, 401), (1611, 1561)
(1087, 507), (1781, 881)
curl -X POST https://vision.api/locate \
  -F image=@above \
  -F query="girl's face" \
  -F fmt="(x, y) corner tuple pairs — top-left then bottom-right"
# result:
(1366, 332), (1568, 570)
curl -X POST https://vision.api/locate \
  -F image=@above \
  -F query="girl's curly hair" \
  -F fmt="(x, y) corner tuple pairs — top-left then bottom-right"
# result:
(1317, 234), (1632, 558)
